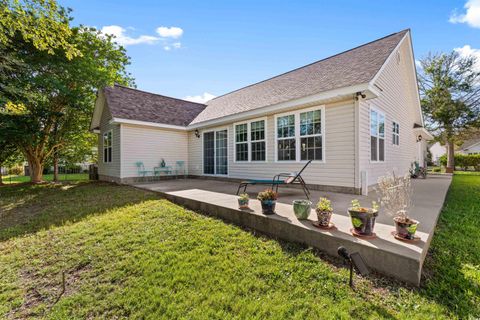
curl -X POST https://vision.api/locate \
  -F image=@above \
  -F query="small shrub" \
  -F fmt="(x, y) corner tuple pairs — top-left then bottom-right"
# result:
(239, 193), (249, 200)
(316, 197), (333, 212)
(257, 189), (278, 201)
(433, 167), (441, 172)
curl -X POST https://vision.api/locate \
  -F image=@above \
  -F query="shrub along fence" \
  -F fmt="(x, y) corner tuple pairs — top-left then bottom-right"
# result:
(439, 154), (480, 171)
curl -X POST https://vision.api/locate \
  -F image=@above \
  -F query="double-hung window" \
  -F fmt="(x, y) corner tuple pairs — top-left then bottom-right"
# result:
(235, 123), (248, 161)
(250, 120), (266, 161)
(276, 107), (324, 162)
(300, 110), (322, 161)
(234, 119), (266, 162)
(103, 130), (112, 163)
(277, 114), (296, 161)
(392, 121), (400, 146)
(370, 108), (385, 162)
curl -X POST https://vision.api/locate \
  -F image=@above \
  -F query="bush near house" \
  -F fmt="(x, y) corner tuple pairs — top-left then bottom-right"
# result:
(439, 154), (480, 171)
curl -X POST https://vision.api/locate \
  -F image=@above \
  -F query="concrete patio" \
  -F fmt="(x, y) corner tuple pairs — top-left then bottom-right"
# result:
(133, 174), (452, 285)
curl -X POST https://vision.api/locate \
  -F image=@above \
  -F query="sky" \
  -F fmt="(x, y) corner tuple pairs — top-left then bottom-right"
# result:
(61, 0), (480, 103)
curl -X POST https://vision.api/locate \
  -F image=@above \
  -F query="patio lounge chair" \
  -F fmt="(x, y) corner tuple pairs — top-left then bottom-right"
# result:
(236, 160), (312, 199)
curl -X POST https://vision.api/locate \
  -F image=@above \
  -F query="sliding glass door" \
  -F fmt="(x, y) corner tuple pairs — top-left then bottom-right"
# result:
(203, 129), (228, 175)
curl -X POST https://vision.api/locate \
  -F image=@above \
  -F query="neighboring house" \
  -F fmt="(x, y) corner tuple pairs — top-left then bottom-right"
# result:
(429, 142), (446, 165)
(90, 29), (432, 194)
(458, 138), (480, 155)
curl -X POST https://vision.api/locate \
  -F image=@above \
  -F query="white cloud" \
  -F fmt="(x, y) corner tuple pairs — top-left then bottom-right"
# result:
(183, 92), (216, 104)
(449, 0), (480, 28)
(100, 25), (159, 46)
(156, 26), (184, 38)
(163, 46), (171, 51)
(454, 45), (480, 71)
(172, 42), (182, 49)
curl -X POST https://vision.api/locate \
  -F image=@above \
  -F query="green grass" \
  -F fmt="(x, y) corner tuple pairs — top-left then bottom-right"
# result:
(0, 174), (478, 319)
(1, 173), (89, 184)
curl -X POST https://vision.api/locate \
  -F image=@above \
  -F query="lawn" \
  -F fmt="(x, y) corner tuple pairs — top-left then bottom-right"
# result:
(0, 175), (478, 319)
(1, 173), (89, 184)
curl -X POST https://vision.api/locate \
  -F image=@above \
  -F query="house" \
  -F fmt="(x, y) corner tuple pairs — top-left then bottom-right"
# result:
(458, 138), (480, 155)
(429, 142), (446, 165)
(90, 29), (432, 194)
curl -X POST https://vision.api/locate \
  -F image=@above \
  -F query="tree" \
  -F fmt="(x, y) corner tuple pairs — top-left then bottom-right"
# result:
(0, 0), (79, 57)
(0, 24), (132, 183)
(418, 52), (480, 173)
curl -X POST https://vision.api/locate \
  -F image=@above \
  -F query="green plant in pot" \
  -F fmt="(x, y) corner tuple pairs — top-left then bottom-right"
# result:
(316, 197), (333, 227)
(292, 199), (312, 220)
(376, 173), (419, 240)
(238, 193), (250, 209)
(257, 189), (278, 215)
(348, 199), (379, 236)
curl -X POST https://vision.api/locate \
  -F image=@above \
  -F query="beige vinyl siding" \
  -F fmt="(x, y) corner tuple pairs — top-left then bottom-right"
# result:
(188, 101), (356, 187)
(121, 124), (188, 178)
(359, 36), (422, 186)
(98, 103), (121, 178)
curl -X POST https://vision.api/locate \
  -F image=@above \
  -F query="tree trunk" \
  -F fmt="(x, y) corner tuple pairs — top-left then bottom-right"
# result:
(0, 163), (3, 185)
(53, 151), (59, 182)
(29, 159), (44, 183)
(446, 139), (455, 173)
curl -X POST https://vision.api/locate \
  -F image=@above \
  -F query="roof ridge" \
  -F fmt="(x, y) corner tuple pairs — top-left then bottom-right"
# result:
(208, 29), (409, 103)
(112, 84), (207, 107)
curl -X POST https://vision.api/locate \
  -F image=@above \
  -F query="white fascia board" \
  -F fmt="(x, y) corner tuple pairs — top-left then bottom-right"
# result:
(187, 83), (373, 130)
(90, 90), (105, 131)
(110, 118), (188, 131)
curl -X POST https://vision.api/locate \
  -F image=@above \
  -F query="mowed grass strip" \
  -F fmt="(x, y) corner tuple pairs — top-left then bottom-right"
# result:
(0, 176), (476, 319)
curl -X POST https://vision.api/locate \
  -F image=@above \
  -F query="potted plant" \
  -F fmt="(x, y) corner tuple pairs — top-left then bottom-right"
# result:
(238, 193), (250, 209)
(376, 173), (419, 240)
(348, 199), (379, 237)
(292, 199), (312, 220)
(257, 189), (278, 215)
(315, 197), (333, 227)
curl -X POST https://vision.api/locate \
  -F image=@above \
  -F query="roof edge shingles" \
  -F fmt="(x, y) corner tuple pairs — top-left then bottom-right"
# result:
(104, 84), (206, 127)
(190, 29), (409, 125)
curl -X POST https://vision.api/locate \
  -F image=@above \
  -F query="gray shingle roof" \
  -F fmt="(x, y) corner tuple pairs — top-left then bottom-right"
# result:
(190, 30), (409, 125)
(104, 84), (206, 127)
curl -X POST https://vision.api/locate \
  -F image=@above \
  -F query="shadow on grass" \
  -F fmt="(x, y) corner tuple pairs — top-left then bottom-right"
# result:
(0, 181), (160, 242)
(418, 174), (480, 318)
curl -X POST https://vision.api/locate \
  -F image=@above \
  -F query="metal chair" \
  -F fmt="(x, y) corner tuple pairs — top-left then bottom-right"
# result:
(236, 160), (312, 199)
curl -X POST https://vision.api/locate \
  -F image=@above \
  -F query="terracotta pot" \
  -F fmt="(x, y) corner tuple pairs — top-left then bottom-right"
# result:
(293, 200), (312, 220)
(238, 198), (249, 209)
(261, 200), (276, 215)
(316, 209), (333, 227)
(348, 208), (378, 236)
(394, 217), (419, 240)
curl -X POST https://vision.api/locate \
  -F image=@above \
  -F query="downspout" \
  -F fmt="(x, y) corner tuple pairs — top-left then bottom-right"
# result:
(354, 95), (361, 194)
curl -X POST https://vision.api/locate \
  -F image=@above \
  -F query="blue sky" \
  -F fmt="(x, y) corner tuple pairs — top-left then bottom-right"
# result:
(61, 0), (479, 103)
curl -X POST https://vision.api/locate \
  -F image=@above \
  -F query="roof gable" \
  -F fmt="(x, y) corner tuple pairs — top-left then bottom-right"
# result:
(190, 30), (409, 125)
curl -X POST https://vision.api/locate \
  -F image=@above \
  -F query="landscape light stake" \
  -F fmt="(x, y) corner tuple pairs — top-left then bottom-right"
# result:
(337, 246), (370, 288)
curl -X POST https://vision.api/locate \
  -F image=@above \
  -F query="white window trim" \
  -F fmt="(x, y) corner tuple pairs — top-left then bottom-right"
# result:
(274, 105), (326, 163)
(369, 106), (386, 163)
(392, 120), (400, 146)
(233, 117), (267, 163)
(103, 130), (112, 163)
(201, 127), (229, 177)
